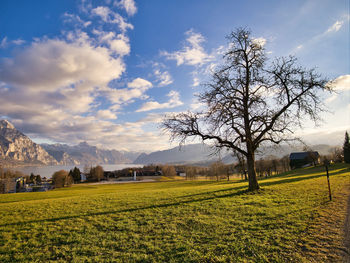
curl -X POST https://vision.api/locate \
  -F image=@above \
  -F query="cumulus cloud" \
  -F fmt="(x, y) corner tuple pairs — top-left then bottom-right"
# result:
(324, 75), (350, 105)
(0, 3), (150, 150)
(97, 109), (118, 119)
(0, 38), (125, 90)
(116, 0), (137, 16)
(154, 69), (173, 87)
(161, 29), (213, 66)
(102, 77), (152, 106)
(331, 75), (350, 91)
(128, 78), (153, 89)
(91, 6), (110, 21)
(63, 12), (91, 28)
(252, 37), (266, 47)
(0, 2), (175, 152)
(91, 6), (133, 32)
(136, 90), (183, 112)
(93, 30), (130, 56)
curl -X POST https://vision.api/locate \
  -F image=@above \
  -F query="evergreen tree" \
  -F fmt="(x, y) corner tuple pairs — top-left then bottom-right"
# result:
(344, 131), (350, 163)
(69, 167), (81, 183)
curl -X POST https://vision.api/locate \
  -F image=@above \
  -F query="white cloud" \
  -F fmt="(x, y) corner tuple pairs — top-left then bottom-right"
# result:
(325, 94), (337, 104)
(102, 78), (153, 105)
(91, 6), (133, 32)
(97, 109), (118, 119)
(12, 39), (25, 45)
(161, 29), (213, 66)
(93, 30), (130, 56)
(128, 78), (153, 89)
(0, 38), (125, 90)
(109, 35), (130, 55)
(192, 77), (200, 87)
(0, 37), (8, 48)
(252, 37), (266, 47)
(331, 75), (350, 91)
(137, 113), (164, 124)
(0, 2), (175, 152)
(190, 97), (205, 110)
(136, 90), (183, 112)
(154, 69), (173, 87)
(326, 20), (344, 34)
(91, 6), (110, 21)
(293, 15), (349, 52)
(63, 12), (91, 28)
(116, 0), (137, 16)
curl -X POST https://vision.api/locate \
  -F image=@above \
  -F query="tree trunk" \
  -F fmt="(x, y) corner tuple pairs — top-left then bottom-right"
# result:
(247, 153), (260, 191)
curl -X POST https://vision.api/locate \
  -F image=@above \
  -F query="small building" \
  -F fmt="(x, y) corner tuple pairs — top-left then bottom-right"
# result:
(289, 151), (320, 169)
(176, 170), (186, 177)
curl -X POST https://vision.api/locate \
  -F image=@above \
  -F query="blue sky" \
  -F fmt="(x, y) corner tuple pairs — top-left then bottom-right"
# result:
(0, 0), (349, 151)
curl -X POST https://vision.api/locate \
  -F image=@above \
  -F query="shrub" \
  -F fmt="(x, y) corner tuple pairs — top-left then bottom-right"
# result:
(52, 170), (73, 188)
(162, 165), (177, 178)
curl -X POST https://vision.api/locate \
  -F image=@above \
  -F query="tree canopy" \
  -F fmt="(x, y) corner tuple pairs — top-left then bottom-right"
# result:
(163, 28), (333, 191)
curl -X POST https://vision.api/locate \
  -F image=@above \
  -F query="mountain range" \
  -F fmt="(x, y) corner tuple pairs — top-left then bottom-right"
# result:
(0, 119), (336, 167)
(132, 143), (335, 165)
(0, 120), (58, 166)
(0, 120), (138, 166)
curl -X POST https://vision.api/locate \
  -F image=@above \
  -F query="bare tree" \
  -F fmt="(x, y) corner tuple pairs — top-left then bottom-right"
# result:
(209, 161), (225, 181)
(232, 149), (247, 180)
(89, 165), (104, 182)
(162, 165), (177, 178)
(328, 146), (343, 163)
(162, 28), (333, 191)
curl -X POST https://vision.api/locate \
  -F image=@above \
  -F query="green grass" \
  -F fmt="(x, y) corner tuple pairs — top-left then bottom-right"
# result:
(0, 164), (349, 262)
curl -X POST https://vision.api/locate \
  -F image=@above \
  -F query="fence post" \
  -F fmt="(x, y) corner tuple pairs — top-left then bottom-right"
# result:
(324, 160), (332, 201)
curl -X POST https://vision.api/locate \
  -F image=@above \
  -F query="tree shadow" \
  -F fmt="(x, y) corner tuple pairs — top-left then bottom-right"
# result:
(0, 189), (249, 227)
(2, 165), (347, 228)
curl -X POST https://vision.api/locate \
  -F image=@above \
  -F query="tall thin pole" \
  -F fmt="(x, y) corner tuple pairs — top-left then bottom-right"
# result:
(325, 165), (332, 201)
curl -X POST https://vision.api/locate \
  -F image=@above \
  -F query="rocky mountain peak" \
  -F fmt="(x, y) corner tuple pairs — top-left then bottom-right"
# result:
(0, 119), (15, 130)
(0, 119), (58, 165)
(78, 141), (89, 147)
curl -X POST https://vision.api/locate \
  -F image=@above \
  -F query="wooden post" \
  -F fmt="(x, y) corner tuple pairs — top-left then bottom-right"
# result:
(324, 160), (332, 201)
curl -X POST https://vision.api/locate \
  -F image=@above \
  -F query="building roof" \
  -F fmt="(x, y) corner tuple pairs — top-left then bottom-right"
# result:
(289, 152), (319, 160)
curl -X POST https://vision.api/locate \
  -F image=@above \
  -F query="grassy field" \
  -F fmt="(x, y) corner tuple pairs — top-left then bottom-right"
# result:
(0, 164), (349, 262)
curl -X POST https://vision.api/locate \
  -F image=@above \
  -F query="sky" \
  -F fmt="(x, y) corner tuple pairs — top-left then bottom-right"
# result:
(0, 0), (349, 152)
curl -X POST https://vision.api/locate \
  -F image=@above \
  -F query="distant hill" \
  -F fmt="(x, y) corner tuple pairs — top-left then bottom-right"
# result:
(133, 144), (219, 164)
(0, 120), (58, 166)
(133, 143), (336, 165)
(41, 142), (131, 165)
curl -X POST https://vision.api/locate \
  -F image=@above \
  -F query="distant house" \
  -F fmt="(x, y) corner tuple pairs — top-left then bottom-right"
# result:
(289, 151), (320, 169)
(176, 170), (186, 177)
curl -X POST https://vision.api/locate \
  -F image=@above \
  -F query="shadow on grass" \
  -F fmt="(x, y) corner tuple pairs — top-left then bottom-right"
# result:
(0, 188), (249, 227)
(258, 166), (349, 187)
(2, 165), (347, 227)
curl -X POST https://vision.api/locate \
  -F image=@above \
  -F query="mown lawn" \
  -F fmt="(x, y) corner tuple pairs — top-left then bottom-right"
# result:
(0, 164), (349, 262)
